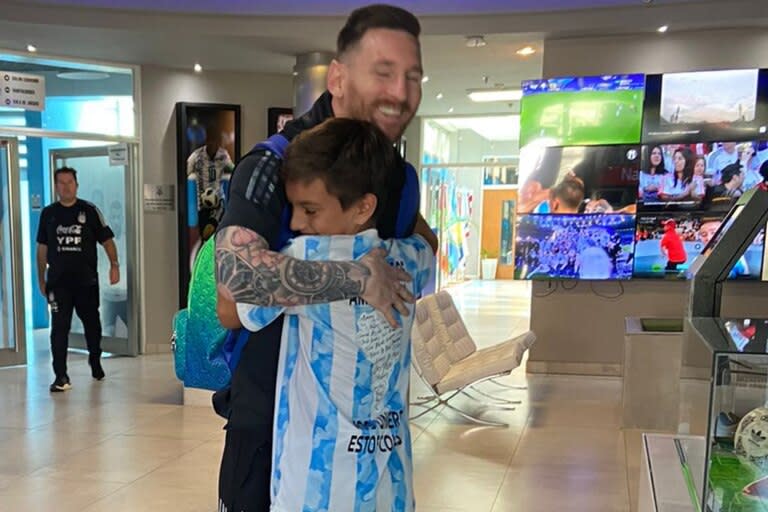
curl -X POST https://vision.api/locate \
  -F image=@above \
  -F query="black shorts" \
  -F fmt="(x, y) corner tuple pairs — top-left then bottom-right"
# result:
(218, 429), (272, 512)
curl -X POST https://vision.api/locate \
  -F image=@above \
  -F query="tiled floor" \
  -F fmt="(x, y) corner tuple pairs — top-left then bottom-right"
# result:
(0, 280), (638, 511)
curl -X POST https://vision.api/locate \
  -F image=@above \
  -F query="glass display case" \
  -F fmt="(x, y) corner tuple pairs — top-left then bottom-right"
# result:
(680, 316), (768, 512)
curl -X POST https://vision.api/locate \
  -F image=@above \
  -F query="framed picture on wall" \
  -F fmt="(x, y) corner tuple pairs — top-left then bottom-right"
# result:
(175, 102), (241, 308)
(268, 107), (294, 136)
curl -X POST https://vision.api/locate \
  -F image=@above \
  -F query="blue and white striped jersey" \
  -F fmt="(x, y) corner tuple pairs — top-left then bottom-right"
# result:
(237, 229), (434, 512)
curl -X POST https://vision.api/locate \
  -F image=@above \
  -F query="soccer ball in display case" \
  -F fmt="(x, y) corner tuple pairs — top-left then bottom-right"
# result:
(734, 406), (768, 470)
(200, 187), (220, 210)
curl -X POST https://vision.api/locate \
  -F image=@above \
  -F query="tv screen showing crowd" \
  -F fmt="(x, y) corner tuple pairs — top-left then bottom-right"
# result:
(514, 68), (768, 281)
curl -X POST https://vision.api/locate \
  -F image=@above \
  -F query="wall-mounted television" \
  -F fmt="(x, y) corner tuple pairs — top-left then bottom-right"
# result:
(520, 74), (645, 147)
(518, 144), (640, 215)
(514, 213), (636, 280)
(642, 69), (768, 144)
(637, 141), (768, 212)
(633, 210), (763, 279)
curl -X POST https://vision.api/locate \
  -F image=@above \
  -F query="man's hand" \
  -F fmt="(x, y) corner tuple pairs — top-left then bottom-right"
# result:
(359, 248), (414, 328)
(109, 265), (120, 285)
(38, 280), (46, 298)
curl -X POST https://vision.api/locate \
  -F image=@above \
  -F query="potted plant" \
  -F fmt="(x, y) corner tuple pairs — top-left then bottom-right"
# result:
(480, 249), (498, 280)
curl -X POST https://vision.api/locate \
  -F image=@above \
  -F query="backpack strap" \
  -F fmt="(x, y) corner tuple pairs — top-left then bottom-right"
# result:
(395, 162), (420, 237)
(253, 133), (290, 157)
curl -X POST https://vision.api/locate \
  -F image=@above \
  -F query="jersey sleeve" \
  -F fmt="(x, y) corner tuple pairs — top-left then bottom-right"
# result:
(88, 203), (115, 243)
(236, 303), (285, 332)
(407, 235), (436, 294)
(36, 207), (49, 245)
(217, 150), (286, 249)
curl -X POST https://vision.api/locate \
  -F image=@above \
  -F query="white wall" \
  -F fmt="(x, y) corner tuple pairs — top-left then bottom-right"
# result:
(140, 65), (292, 353)
(529, 28), (768, 375)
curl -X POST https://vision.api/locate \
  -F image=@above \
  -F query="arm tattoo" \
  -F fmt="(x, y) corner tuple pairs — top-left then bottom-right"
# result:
(216, 227), (371, 307)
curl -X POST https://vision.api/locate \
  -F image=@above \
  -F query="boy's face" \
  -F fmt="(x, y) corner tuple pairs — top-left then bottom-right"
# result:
(285, 178), (374, 235)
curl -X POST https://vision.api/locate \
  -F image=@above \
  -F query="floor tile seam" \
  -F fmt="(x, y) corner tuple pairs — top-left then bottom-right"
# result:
(488, 407), (531, 511)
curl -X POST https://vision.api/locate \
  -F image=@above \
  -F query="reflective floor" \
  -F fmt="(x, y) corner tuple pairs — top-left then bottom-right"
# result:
(0, 280), (638, 511)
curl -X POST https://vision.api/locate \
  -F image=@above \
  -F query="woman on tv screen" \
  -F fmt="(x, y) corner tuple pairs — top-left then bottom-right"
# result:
(638, 145), (668, 202)
(660, 147), (695, 202)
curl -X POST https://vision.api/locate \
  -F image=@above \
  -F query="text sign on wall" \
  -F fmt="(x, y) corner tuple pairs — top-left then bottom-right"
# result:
(143, 184), (175, 212)
(0, 72), (45, 111)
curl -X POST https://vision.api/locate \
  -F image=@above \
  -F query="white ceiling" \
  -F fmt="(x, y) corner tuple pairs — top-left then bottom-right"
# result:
(0, 0), (766, 116)
(430, 116), (521, 142)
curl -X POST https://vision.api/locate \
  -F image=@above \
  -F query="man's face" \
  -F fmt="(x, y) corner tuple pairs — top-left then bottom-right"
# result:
(55, 172), (78, 203)
(330, 28), (423, 142)
(731, 171), (744, 188)
(724, 142), (737, 153)
(699, 221), (720, 245)
(286, 178), (366, 235)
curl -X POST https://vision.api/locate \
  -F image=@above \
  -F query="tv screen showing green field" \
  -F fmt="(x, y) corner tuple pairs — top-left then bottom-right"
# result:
(520, 74), (645, 147)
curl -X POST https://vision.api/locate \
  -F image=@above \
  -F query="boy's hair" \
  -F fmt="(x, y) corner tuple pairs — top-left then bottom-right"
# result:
(337, 4), (421, 58)
(282, 118), (395, 221)
(54, 166), (78, 184)
(721, 163), (743, 185)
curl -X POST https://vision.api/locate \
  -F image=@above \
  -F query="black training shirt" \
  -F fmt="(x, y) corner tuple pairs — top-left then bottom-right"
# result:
(36, 199), (114, 288)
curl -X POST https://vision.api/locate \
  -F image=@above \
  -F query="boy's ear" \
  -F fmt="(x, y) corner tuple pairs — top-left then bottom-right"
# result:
(354, 193), (378, 228)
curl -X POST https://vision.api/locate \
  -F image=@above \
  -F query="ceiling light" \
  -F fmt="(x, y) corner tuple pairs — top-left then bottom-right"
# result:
(516, 46), (536, 56)
(436, 93), (444, 100)
(467, 89), (523, 103)
(26, 44), (37, 53)
(657, 25), (668, 33)
(56, 71), (110, 80)
(292, 71), (298, 76)
(448, 107), (454, 113)
(465, 35), (487, 48)
(421, 75), (429, 84)
(194, 63), (203, 73)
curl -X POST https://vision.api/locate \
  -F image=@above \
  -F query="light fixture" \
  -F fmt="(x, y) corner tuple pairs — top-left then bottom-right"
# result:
(448, 107), (455, 113)
(465, 35), (487, 48)
(56, 71), (110, 80)
(467, 89), (523, 103)
(26, 44), (37, 53)
(436, 92), (444, 100)
(657, 25), (669, 33)
(292, 71), (298, 76)
(516, 46), (536, 56)
(421, 75), (429, 84)
(194, 63), (203, 73)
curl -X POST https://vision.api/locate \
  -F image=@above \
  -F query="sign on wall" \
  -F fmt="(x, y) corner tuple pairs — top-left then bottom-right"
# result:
(0, 71), (45, 111)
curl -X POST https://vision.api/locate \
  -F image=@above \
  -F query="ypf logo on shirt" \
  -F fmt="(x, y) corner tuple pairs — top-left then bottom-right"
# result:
(56, 224), (83, 252)
(78, 211), (86, 224)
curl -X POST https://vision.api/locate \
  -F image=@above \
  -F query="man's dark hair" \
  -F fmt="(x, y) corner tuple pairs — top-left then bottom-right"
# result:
(721, 163), (743, 185)
(551, 175), (585, 210)
(282, 118), (395, 222)
(760, 160), (768, 183)
(337, 4), (421, 57)
(54, 166), (78, 184)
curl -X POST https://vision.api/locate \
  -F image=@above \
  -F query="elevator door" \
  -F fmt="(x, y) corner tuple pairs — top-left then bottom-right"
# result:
(0, 138), (27, 367)
(50, 145), (138, 356)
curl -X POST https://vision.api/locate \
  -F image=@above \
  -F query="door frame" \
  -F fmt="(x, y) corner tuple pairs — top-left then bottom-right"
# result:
(0, 137), (28, 367)
(49, 143), (140, 357)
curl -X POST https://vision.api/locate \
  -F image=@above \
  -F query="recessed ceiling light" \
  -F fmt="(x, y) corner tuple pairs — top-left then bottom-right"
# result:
(26, 44), (37, 53)
(467, 89), (523, 102)
(657, 25), (669, 33)
(421, 75), (429, 84)
(465, 35), (487, 48)
(516, 46), (536, 57)
(56, 71), (110, 81)
(436, 93), (444, 100)
(448, 107), (454, 113)
(291, 71), (298, 76)
(194, 63), (203, 73)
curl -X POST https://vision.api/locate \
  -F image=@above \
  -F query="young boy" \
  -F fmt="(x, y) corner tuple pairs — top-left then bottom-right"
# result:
(221, 118), (434, 512)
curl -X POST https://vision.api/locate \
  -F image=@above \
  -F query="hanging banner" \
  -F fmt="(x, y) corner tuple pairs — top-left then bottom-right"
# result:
(0, 71), (45, 111)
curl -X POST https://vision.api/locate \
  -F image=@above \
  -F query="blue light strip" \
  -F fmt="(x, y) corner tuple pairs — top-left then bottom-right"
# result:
(522, 74), (645, 95)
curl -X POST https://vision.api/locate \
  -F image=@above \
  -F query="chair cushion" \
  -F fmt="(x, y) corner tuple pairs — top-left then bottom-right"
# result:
(411, 296), (453, 386)
(434, 331), (536, 395)
(432, 291), (476, 362)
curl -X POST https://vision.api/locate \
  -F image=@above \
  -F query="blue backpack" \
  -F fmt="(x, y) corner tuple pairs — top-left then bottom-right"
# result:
(173, 133), (420, 391)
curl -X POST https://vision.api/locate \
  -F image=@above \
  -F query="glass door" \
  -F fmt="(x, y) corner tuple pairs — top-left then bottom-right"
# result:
(0, 138), (27, 367)
(50, 144), (138, 356)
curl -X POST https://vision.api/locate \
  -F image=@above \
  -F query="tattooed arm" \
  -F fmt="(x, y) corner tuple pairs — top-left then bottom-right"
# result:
(216, 226), (413, 327)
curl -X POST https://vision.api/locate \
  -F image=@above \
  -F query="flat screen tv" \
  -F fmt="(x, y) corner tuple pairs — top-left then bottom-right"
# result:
(637, 141), (768, 212)
(642, 69), (768, 144)
(520, 74), (645, 147)
(632, 212), (763, 279)
(514, 213), (636, 280)
(517, 144), (640, 215)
